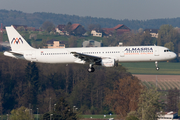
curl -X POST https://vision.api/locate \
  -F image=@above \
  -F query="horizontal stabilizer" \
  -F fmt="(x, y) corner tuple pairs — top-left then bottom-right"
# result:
(4, 51), (23, 58)
(9, 51), (23, 56)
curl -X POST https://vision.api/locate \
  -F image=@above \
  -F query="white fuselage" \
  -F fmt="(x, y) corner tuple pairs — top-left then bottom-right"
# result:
(5, 46), (176, 64)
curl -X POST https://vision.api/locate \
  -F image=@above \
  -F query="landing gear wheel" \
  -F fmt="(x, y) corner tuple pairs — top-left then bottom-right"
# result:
(156, 67), (160, 71)
(87, 67), (95, 73)
(88, 63), (95, 73)
(155, 61), (159, 71)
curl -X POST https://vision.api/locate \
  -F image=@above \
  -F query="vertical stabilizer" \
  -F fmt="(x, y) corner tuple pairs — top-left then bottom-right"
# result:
(6, 26), (34, 51)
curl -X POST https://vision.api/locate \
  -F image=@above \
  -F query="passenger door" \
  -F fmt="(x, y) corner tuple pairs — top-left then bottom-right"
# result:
(154, 47), (159, 56)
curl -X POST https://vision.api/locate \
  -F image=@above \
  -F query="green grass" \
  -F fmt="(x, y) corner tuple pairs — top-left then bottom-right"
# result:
(81, 115), (116, 119)
(121, 62), (180, 75)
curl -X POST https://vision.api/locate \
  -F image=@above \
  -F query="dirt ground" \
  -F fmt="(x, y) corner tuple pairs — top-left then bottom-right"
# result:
(133, 75), (180, 82)
(133, 74), (180, 89)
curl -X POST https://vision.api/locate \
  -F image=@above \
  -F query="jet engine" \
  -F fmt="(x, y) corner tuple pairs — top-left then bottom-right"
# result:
(101, 58), (116, 67)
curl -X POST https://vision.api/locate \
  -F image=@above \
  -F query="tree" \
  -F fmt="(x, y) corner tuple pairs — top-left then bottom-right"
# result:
(16, 26), (26, 31)
(65, 22), (72, 35)
(164, 42), (174, 51)
(126, 115), (139, 120)
(0, 92), (2, 115)
(25, 62), (39, 91)
(24, 62), (39, 109)
(43, 97), (78, 120)
(0, 70), (2, 115)
(37, 88), (57, 113)
(41, 21), (55, 33)
(178, 102), (180, 116)
(126, 111), (139, 120)
(140, 31), (155, 45)
(29, 34), (37, 40)
(138, 28), (143, 33)
(10, 106), (33, 120)
(68, 36), (77, 47)
(88, 24), (102, 31)
(157, 25), (180, 55)
(104, 76), (143, 118)
(167, 88), (179, 112)
(137, 88), (163, 120)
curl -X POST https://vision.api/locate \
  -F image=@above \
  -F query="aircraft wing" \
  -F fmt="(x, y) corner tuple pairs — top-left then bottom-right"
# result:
(71, 52), (101, 63)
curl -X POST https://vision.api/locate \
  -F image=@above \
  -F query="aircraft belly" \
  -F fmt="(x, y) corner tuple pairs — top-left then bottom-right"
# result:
(118, 54), (158, 62)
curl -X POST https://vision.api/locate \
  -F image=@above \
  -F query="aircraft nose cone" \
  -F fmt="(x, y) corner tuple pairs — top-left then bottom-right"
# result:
(173, 53), (177, 58)
(171, 52), (177, 59)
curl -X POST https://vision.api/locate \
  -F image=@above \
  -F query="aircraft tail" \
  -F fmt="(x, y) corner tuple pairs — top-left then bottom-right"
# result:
(6, 26), (34, 51)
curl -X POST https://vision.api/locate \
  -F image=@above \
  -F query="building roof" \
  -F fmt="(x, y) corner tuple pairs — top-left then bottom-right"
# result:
(113, 24), (130, 30)
(71, 24), (80, 31)
(157, 111), (179, 119)
(165, 111), (177, 115)
(144, 29), (159, 33)
(102, 24), (131, 35)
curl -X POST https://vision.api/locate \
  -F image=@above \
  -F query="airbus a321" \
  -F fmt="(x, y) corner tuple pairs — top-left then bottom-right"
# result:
(4, 26), (177, 72)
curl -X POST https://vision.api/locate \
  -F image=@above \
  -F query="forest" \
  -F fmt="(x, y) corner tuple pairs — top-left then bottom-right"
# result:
(0, 53), (133, 114)
(0, 53), (180, 120)
(1, 9), (180, 30)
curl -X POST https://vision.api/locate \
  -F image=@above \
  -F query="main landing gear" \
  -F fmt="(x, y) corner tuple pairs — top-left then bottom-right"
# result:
(155, 61), (160, 71)
(87, 64), (95, 73)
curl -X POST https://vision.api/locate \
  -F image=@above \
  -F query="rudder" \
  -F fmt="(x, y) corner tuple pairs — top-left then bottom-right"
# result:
(6, 26), (34, 51)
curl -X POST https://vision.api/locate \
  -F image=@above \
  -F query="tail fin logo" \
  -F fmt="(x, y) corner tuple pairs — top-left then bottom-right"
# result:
(11, 38), (23, 44)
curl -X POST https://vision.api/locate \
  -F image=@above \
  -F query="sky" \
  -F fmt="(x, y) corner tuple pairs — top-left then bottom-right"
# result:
(1, 0), (180, 20)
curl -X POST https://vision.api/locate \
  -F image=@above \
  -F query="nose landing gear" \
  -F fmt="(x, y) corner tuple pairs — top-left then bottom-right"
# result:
(155, 61), (160, 71)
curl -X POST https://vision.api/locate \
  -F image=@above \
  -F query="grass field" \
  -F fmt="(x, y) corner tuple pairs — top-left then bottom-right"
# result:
(121, 62), (180, 75)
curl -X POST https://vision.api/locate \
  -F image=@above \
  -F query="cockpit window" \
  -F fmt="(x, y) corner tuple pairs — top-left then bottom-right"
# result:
(164, 49), (171, 52)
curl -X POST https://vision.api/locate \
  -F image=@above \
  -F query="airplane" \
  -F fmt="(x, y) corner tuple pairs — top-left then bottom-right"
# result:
(4, 26), (177, 73)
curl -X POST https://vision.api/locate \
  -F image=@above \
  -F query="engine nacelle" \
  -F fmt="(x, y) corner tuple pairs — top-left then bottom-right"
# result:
(101, 59), (116, 67)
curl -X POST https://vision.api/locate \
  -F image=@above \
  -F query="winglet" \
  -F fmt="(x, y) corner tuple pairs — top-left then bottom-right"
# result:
(6, 25), (34, 51)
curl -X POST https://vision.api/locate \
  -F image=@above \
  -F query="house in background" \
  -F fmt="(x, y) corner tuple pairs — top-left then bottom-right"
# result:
(71, 24), (86, 36)
(102, 24), (131, 36)
(82, 40), (102, 47)
(55, 25), (68, 35)
(157, 111), (180, 120)
(144, 29), (159, 38)
(45, 39), (65, 48)
(91, 30), (102, 37)
(55, 24), (86, 36)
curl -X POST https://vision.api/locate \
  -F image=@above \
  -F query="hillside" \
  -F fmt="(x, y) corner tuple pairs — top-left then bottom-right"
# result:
(1, 9), (180, 29)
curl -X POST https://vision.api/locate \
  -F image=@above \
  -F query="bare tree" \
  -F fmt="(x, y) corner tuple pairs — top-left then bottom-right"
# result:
(41, 21), (55, 33)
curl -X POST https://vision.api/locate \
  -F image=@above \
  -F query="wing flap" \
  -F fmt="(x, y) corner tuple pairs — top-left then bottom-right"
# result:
(71, 52), (101, 63)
